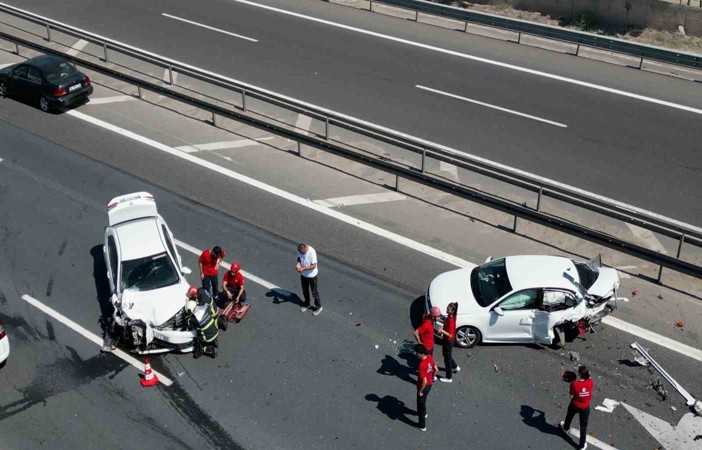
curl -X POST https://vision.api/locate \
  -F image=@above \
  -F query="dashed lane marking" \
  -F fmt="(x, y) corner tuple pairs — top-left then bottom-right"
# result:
(66, 39), (90, 56)
(417, 85), (567, 128)
(88, 95), (138, 105)
(625, 223), (668, 254)
(162, 13), (258, 43)
(65, 109), (702, 364)
(314, 192), (406, 208)
(20, 294), (174, 386)
(568, 428), (619, 450)
(175, 137), (275, 153)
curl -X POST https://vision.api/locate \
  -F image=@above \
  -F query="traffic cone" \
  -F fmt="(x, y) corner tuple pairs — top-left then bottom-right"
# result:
(140, 359), (159, 387)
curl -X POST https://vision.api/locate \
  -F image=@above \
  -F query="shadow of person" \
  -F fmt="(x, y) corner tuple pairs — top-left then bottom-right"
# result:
(520, 405), (577, 447)
(377, 355), (416, 385)
(266, 288), (302, 306)
(90, 244), (113, 336)
(409, 296), (426, 330)
(365, 394), (417, 427)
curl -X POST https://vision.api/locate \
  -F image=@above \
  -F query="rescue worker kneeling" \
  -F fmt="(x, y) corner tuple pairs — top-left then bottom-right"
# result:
(186, 286), (219, 359)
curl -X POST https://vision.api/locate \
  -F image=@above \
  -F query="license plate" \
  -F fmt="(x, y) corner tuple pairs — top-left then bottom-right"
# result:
(68, 84), (81, 93)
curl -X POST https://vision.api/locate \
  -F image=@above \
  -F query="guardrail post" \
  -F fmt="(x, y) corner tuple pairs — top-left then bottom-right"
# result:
(638, 57), (644, 69)
(513, 216), (518, 233)
(137, 86), (143, 100)
(297, 141), (301, 156)
(657, 265), (664, 284)
(168, 65), (174, 85)
(46, 24), (51, 42)
(242, 90), (247, 112)
(517, 32), (522, 44)
(575, 44), (580, 56)
(325, 116), (330, 140)
(536, 186), (543, 211)
(415, 10), (419, 21)
(370, 1), (373, 12)
(212, 112), (218, 127)
(464, 21), (468, 33)
(421, 149), (426, 173)
(676, 234), (686, 258)
(103, 42), (109, 63)
(15, 43), (20, 56)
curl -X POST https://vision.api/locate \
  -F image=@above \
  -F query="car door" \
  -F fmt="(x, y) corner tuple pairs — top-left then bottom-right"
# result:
(25, 66), (44, 103)
(533, 289), (578, 343)
(7, 65), (30, 98)
(104, 230), (120, 295)
(486, 289), (541, 342)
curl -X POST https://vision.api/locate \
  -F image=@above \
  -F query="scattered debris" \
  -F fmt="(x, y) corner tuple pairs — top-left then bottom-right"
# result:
(354, 322), (362, 327)
(595, 398), (621, 413)
(671, 406), (677, 411)
(649, 379), (669, 401)
(677, 25), (686, 36)
(374, 345), (379, 349)
(675, 321), (684, 328)
(657, 294), (663, 300)
(694, 435), (702, 441)
(177, 371), (185, 377)
(632, 290), (639, 296)
(632, 352), (650, 367)
(494, 364), (498, 372)
(569, 351), (580, 362)
(632, 342), (696, 406)
(694, 401), (702, 417)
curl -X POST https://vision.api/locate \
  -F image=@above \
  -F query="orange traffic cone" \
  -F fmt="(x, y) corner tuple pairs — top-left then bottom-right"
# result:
(140, 359), (159, 387)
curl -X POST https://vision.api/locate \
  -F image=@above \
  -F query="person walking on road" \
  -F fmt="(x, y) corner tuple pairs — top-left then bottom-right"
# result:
(296, 243), (322, 315)
(199, 246), (225, 298)
(414, 306), (440, 356)
(415, 344), (436, 431)
(560, 365), (593, 450)
(438, 302), (459, 382)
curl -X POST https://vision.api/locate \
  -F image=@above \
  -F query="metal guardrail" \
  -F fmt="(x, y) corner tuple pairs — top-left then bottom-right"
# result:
(1, 3), (702, 281)
(367, 0), (702, 69)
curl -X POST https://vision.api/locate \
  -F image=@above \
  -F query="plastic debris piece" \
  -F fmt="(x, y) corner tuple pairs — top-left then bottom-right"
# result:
(494, 364), (498, 372)
(177, 371), (185, 377)
(569, 351), (580, 362)
(671, 406), (677, 411)
(374, 345), (379, 349)
(354, 322), (362, 327)
(675, 321), (684, 328)
(633, 354), (650, 367)
(632, 290), (639, 296)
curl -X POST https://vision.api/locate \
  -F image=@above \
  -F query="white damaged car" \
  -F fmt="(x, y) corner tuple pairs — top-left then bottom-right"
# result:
(426, 255), (622, 348)
(104, 192), (196, 354)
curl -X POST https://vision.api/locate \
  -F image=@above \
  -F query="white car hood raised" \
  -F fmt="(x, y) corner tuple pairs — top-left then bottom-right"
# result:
(121, 281), (188, 326)
(428, 267), (482, 314)
(587, 267), (619, 297)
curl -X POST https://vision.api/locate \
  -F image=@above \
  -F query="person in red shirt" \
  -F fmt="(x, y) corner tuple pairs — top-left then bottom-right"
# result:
(222, 262), (247, 305)
(415, 344), (436, 431)
(560, 365), (594, 450)
(414, 306), (440, 356)
(199, 246), (225, 298)
(438, 302), (460, 383)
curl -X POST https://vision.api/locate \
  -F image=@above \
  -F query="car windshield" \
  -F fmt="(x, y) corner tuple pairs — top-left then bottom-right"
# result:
(121, 252), (179, 292)
(470, 258), (513, 307)
(42, 61), (79, 83)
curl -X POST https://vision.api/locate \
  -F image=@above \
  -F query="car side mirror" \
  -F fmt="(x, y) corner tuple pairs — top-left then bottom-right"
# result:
(493, 306), (504, 316)
(485, 256), (493, 263)
(181, 266), (192, 275)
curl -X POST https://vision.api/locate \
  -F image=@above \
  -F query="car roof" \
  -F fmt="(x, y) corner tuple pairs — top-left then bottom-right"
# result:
(26, 55), (68, 69)
(505, 255), (578, 291)
(114, 218), (165, 261)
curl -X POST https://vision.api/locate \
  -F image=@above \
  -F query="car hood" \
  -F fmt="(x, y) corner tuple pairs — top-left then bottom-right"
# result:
(121, 281), (189, 326)
(428, 266), (482, 314)
(586, 267), (620, 298)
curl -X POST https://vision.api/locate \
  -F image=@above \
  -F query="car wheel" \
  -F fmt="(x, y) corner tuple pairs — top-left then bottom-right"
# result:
(455, 326), (481, 348)
(0, 81), (7, 97)
(39, 95), (51, 112)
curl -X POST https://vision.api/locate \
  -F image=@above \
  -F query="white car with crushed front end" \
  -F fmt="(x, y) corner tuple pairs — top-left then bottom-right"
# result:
(427, 255), (621, 348)
(104, 192), (196, 354)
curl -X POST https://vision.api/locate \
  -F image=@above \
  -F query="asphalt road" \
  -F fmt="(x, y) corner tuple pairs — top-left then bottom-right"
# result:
(3, 0), (702, 225)
(1, 90), (700, 449)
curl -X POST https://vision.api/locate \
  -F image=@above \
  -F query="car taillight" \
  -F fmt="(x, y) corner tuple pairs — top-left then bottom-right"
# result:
(53, 87), (67, 97)
(0, 320), (5, 339)
(82, 76), (90, 87)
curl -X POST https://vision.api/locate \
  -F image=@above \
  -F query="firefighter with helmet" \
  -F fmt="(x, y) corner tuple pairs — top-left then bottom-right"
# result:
(186, 286), (220, 358)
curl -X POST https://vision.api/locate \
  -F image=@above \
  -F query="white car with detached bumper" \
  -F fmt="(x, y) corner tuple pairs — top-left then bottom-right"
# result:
(104, 192), (196, 354)
(427, 255), (622, 348)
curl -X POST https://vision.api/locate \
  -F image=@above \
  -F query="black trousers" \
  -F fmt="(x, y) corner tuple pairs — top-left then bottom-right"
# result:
(564, 403), (590, 449)
(224, 286), (247, 303)
(300, 275), (321, 308)
(442, 340), (457, 379)
(417, 385), (432, 428)
(202, 274), (219, 299)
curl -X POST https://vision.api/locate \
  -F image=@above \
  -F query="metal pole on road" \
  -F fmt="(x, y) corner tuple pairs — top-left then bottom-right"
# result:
(676, 234), (686, 258)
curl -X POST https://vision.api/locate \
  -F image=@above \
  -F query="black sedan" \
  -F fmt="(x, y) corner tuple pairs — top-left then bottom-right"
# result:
(0, 55), (93, 112)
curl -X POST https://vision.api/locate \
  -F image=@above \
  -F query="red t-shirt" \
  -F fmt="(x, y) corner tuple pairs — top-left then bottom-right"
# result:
(223, 271), (244, 288)
(570, 378), (594, 408)
(443, 316), (456, 341)
(417, 317), (435, 351)
(199, 249), (225, 276)
(417, 355), (436, 388)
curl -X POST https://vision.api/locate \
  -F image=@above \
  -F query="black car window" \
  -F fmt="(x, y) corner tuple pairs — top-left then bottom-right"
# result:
(27, 67), (42, 84)
(107, 236), (118, 285)
(12, 65), (29, 79)
(42, 61), (79, 83)
(470, 258), (513, 307)
(499, 289), (540, 311)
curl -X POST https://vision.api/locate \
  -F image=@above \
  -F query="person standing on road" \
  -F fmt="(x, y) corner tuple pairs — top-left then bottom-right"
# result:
(222, 262), (247, 305)
(414, 306), (440, 356)
(438, 302), (459, 383)
(199, 246), (225, 298)
(560, 365), (593, 450)
(296, 243), (322, 316)
(415, 344), (436, 432)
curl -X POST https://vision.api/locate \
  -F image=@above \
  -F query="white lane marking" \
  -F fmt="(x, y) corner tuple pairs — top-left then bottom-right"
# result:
(175, 137), (275, 153)
(625, 223), (668, 254)
(20, 294), (173, 386)
(294, 114), (313, 136)
(161, 13), (258, 42)
(602, 316), (702, 362)
(417, 85), (567, 128)
(229, 0), (702, 116)
(65, 110), (702, 363)
(66, 109), (473, 268)
(66, 38), (90, 56)
(595, 398), (621, 413)
(88, 95), (138, 105)
(173, 239), (278, 290)
(314, 192), (406, 208)
(567, 428), (618, 450)
(621, 402), (702, 450)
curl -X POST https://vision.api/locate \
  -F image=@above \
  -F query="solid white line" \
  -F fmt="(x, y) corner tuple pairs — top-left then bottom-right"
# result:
(175, 137), (274, 153)
(625, 223), (668, 254)
(229, 0), (702, 117)
(315, 192), (406, 208)
(66, 39), (89, 56)
(294, 114), (313, 136)
(568, 428), (618, 450)
(162, 13), (258, 42)
(64, 110), (702, 364)
(602, 316), (702, 362)
(88, 95), (138, 105)
(20, 294), (174, 386)
(417, 85), (567, 127)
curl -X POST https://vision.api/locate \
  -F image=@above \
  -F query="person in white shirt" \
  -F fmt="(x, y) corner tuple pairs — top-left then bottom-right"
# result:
(296, 243), (322, 316)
